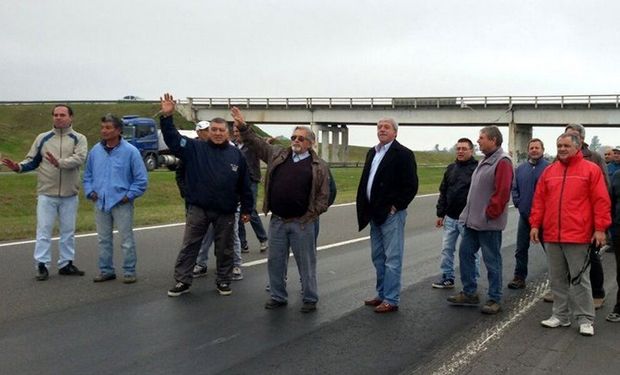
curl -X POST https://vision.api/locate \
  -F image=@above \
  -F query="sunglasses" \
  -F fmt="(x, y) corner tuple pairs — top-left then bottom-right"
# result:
(290, 135), (306, 142)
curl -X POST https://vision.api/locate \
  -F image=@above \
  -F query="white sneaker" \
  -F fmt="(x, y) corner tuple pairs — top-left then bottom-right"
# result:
(260, 241), (269, 252)
(579, 323), (594, 336)
(541, 316), (571, 328)
(232, 266), (243, 281)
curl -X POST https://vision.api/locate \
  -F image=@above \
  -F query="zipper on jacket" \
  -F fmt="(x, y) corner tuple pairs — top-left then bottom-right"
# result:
(557, 164), (568, 243)
(58, 130), (63, 196)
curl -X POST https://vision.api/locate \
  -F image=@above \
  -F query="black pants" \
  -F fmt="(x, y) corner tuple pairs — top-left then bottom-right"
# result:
(590, 244), (605, 299)
(174, 205), (235, 285)
(613, 224), (620, 312)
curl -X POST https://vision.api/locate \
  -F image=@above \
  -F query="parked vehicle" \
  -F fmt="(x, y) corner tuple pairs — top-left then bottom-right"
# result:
(122, 115), (195, 171)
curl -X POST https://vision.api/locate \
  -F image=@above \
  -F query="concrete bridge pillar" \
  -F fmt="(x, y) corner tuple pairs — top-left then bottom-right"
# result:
(331, 126), (340, 163)
(339, 125), (349, 162)
(310, 122), (320, 154)
(509, 121), (533, 162)
(320, 125), (330, 159)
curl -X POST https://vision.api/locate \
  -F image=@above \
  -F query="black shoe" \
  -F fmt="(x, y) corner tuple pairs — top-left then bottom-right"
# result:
(217, 282), (232, 296)
(168, 282), (190, 297)
(300, 302), (317, 313)
(241, 244), (250, 253)
(265, 298), (288, 309)
(93, 273), (117, 282)
(58, 261), (85, 276)
(36, 262), (49, 281)
(507, 277), (526, 289)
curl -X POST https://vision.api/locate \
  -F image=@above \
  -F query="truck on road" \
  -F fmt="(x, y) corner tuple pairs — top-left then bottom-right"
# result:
(121, 115), (196, 171)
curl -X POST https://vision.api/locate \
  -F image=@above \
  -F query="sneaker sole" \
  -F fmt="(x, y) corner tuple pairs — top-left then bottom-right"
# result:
(217, 289), (232, 296)
(432, 284), (455, 289)
(232, 276), (244, 281)
(541, 322), (571, 328)
(168, 289), (190, 297)
(192, 273), (208, 278)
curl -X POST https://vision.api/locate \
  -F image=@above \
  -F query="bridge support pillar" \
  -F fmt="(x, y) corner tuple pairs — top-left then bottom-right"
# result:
(320, 125), (330, 159)
(310, 122), (320, 154)
(339, 125), (349, 163)
(509, 122), (533, 162)
(331, 126), (340, 163)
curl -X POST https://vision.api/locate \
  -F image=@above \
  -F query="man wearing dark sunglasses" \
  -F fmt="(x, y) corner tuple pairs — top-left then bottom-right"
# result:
(232, 106), (330, 313)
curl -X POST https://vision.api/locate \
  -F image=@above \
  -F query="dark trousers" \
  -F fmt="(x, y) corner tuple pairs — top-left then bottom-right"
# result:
(590, 244), (605, 299)
(614, 224), (620, 311)
(514, 214), (544, 280)
(238, 182), (268, 246)
(174, 205), (235, 285)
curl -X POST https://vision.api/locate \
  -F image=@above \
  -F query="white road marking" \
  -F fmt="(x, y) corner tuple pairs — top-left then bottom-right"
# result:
(0, 193), (439, 248)
(431, 280), (550, 375)
(243, 236), (371, 267)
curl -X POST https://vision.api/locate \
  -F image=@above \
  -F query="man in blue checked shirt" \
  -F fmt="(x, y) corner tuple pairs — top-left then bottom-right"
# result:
(83, 114), (148, 284)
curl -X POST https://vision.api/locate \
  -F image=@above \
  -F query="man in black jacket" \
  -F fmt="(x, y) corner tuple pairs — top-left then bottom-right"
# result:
(432, 138), (478, 289)
(160, 93), (252, 297)
(356, 118), (418, 313)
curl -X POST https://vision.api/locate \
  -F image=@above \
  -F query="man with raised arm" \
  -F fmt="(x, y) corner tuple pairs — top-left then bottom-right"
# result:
(159, 94), (252, 297)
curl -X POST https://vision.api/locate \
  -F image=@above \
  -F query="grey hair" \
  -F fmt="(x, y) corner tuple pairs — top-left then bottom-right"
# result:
(480, 125), (503, 147)
(557, 132), (581, 148)
(294, 126), (316, 143)
(565, 123), (585, 139)
(377, 117), (398, 132)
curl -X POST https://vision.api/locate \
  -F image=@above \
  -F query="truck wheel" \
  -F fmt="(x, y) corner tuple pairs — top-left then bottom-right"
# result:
(144, 155), (157, 171)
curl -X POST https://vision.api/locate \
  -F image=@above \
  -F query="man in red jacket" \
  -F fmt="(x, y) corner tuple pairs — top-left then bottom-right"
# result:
(530, 132), (611, 337)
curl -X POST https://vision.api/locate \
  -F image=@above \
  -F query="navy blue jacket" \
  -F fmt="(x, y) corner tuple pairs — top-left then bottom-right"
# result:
(511, 158), (550, 217)
(160, 116), (253, 214)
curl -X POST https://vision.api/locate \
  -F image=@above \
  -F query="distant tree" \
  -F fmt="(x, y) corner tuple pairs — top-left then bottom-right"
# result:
(590, 135), (601, 151)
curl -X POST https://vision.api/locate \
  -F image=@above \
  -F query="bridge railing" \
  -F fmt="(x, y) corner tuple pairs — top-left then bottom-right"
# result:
(182, 94), (620, 109)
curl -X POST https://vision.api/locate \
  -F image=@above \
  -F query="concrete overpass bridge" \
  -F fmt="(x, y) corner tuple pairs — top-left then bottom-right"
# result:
(177, 95), (620, 162)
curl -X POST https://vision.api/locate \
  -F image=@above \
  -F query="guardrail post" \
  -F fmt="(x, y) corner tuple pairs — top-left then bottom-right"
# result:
(588, 95), (591, 109)
(534, 96), (538, 109)
(349, 98), (353, 109)
(561, 96), (564, 109)
(266, 98), (270, 108)
(617, 95), (619, 108)
(209, 98), (213, 108)
(484, 96), (487, 108)
(286, 98), (289, 109)
(329, 97), (332, 109)
(227, 98), (231, 108)
(246, 98), (250, 109)
(370, 97), (374, 109)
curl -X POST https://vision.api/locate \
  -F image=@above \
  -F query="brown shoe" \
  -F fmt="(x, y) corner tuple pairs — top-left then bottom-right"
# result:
(543, 291), (553, 303)
(364, 297), (382, 307)
(374, 302), (399, 313)
(594, 297), (605, 310)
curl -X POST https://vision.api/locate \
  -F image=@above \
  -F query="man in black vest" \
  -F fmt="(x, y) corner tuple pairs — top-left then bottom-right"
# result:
(356, 117), (418, 313)
(232, 107), (330, 313)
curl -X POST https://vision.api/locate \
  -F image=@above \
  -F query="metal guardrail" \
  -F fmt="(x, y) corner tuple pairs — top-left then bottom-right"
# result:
(182, 95), (620, 109)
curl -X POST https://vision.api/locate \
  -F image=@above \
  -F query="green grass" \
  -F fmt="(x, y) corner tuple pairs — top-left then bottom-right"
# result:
(0, 166), (443, 241)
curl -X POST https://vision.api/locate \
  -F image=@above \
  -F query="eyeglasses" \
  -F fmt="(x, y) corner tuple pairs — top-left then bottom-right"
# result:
(290, 135), (306, 142)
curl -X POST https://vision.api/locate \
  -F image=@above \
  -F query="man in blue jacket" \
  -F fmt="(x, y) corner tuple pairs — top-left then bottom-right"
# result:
(508, 138), (549, 289)
(160, 94), (252, 297)
(83, 114), (148, 284)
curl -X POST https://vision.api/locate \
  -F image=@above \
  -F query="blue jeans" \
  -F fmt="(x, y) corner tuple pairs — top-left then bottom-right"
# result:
(268, 216), (318, 304)
(459, 227), (503, 302)
(34, 194), (78, 269)
(196, 212), (242, 267)
(439, 216), (481, 280)
(514, 214), (532, 280)
(95, 202), (137, 276)
(370, 210), (407, 306)
(238, 182), (268, 246)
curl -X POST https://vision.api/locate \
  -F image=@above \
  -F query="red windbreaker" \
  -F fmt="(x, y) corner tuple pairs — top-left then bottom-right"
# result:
(529, 151), (611, 244)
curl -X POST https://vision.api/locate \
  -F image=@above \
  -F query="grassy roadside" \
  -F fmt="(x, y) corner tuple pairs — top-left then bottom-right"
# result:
(0, 166), (443, 241)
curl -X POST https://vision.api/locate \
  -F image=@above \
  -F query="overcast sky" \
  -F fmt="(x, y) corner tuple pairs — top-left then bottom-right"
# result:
(2, 0), (620, 150)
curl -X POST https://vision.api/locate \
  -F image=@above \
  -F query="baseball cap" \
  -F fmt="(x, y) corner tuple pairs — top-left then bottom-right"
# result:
(612, 147), (620, 152)
(195, 121), (209, 131)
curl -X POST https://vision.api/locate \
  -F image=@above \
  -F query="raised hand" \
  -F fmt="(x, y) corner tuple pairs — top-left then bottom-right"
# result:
(160, 93), (176, 116)
(230, 106), (245, 127)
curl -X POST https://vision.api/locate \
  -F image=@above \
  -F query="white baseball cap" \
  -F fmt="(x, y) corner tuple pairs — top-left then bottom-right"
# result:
(195, 121), (210, 131)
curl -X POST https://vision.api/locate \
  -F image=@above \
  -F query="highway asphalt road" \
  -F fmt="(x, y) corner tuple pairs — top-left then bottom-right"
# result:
(0, 194), (600, 374)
